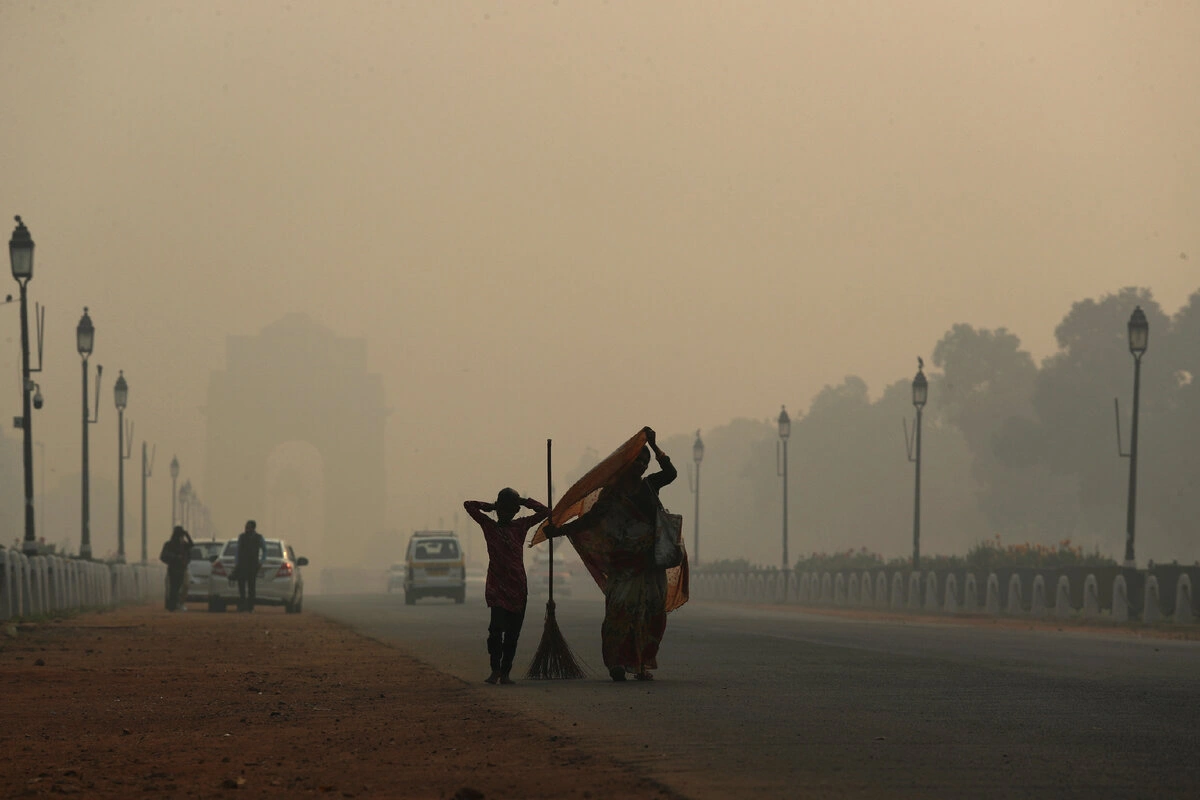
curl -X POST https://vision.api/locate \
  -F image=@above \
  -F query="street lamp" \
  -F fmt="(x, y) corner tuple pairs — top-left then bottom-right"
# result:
(10, 216), (44, 554)
(170, 455), (180, 525)
(77, 307), (102, 560)
(114, 370), (132, 563)
(906, 359), (928, 572)
(776, 406), (790, 571)
(141, 441), (155, 563)
(1122, 306), (1149, 567)
(688, 429), (704, 564)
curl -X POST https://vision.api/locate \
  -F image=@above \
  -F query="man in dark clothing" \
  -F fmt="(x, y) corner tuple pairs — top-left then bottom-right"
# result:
(464, 488), (548, 684)
(235, 520), (268, 612)
(160, 525), (194, 612)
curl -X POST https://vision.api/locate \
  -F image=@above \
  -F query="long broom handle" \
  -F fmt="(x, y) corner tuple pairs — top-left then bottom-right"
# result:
(547, 438), (554, 604)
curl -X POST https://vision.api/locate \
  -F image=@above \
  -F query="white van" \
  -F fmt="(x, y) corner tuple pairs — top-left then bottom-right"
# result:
(403, 530), (466, 605)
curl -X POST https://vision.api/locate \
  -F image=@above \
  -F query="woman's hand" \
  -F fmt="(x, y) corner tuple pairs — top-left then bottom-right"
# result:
(643, 426), (657, 447)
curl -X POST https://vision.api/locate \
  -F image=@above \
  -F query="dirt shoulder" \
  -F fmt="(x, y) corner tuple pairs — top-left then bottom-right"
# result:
(0, 605), (681, 799)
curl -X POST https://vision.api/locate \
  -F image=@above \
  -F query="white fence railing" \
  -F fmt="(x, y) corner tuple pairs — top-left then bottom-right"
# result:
(0, 549), (166, 620)
(690, 566), (1200, 624)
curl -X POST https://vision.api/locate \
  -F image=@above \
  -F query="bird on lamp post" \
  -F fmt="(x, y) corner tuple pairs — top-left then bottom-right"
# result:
(1121, 306), (1149, 568)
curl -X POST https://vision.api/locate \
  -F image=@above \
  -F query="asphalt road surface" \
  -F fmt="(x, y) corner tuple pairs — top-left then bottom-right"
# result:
(312, 593), (1200, 799)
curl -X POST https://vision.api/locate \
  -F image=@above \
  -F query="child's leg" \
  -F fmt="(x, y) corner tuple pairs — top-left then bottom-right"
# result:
(499, 606), (527, 678)
(486, 607), (505, 677)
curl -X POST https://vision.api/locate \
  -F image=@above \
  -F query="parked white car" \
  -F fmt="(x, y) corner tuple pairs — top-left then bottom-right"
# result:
(207, 538), (308, 613)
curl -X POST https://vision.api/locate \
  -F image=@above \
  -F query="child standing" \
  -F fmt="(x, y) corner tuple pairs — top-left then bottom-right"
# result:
(464, 488), (549, 684)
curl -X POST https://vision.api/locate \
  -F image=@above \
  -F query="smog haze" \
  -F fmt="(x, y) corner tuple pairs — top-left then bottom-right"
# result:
(1, 1), (1197, 567)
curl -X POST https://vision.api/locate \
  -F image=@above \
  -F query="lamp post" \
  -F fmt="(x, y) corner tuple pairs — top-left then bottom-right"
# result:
(1123, 306), (1149, 567)
(170, 456), (180, 526)
(114, 371), (131, 563)
(690, 430), (704, 565)
(10, 216), (43, 555)
(907, 360), (928, 572)
(77, 308), (102, 559)
(141, 441), (155, 563)
(776, 406), (790, 571)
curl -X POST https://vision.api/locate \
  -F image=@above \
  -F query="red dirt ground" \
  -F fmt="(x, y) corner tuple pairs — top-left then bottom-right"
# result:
(0, 605), (682, 799)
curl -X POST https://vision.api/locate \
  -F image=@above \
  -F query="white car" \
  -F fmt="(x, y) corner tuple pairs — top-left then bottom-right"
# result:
(403, 531), (466, 605)
(207, 538), (309, 613)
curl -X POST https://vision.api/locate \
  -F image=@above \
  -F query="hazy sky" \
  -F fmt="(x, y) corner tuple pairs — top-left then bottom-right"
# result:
(1, 1), (1197, 556)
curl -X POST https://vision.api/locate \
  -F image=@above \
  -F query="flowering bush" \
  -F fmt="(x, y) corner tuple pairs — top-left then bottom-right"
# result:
(962, 536), (1116, 570)
(793, 548), (885, 574)
(788, 538), (1116, 573)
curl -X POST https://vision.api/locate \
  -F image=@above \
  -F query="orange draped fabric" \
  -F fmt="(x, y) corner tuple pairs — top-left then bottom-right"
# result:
(531, 430), (689, 613)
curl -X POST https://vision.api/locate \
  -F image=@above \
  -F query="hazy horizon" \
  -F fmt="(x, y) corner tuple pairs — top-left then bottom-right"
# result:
(2, 1), (1196, 564)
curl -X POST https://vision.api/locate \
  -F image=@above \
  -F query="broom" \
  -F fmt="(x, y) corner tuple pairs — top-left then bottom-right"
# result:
(525, 438), (586, 680)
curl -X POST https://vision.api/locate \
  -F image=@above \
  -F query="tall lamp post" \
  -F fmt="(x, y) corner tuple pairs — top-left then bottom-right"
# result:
(114, 371), (131, 563)
(776, 406), (790, 571)
(141, 441), (155, 563)
(689, 429), (704, 565)
(906, 359), (928, 572)
(77, 308), (102, 560)
(1122, 306), (1149, 567)
(10, 216), (44, 555)
(170, 456), (180, 526)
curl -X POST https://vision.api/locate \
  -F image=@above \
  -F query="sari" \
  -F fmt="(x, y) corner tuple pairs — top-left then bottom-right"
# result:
(531, 430), (688, 672)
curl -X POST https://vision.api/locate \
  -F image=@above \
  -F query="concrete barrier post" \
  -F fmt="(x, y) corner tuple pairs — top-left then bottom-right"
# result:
(1112, 575), (1129, 622)
(1142, 576), (1162, 623)
(924, 573), (940, 613)
(1083, 574), (1100, 618)
(985, 574), (1001, 614)
(964, 574), (978, 612)
(944, 574), (959, 614)
(908, 572), (922, 611)
(0, 551), (12, 620)
(1030, 575), (1048, 617)
(1054, 575), (1072, 619)
(890, 572), (904, 609)
(1174, 575), (1194, 624)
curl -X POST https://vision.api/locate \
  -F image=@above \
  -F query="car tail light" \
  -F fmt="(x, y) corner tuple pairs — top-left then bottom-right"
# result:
(212, 560), (227, 577)
(275, 562), (293, 579)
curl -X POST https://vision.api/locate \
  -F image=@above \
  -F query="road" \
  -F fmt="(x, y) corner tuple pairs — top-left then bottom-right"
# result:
(312, 593), (1200, 799)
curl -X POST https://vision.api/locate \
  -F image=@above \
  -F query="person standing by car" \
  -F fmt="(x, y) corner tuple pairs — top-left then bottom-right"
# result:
(464, 488), (549, 685)
(235, 520), (268, 612)
(160, 525), (194, 611)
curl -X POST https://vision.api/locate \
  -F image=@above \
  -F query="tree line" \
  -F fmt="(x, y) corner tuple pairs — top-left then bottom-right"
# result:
(650, 286), (1199, 569)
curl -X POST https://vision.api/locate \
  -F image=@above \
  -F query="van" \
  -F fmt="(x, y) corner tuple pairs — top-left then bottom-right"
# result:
(403, 530), (466, 605)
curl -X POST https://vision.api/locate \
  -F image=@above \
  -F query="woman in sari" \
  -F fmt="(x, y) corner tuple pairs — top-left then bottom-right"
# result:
(545, 427), (677, 681)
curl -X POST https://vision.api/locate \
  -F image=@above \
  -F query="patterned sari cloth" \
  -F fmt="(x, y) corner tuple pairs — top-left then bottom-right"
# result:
(531, 430), (689, 672)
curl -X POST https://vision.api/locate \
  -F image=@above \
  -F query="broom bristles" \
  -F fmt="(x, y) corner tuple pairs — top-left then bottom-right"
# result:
(525, 600), (586, 680)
